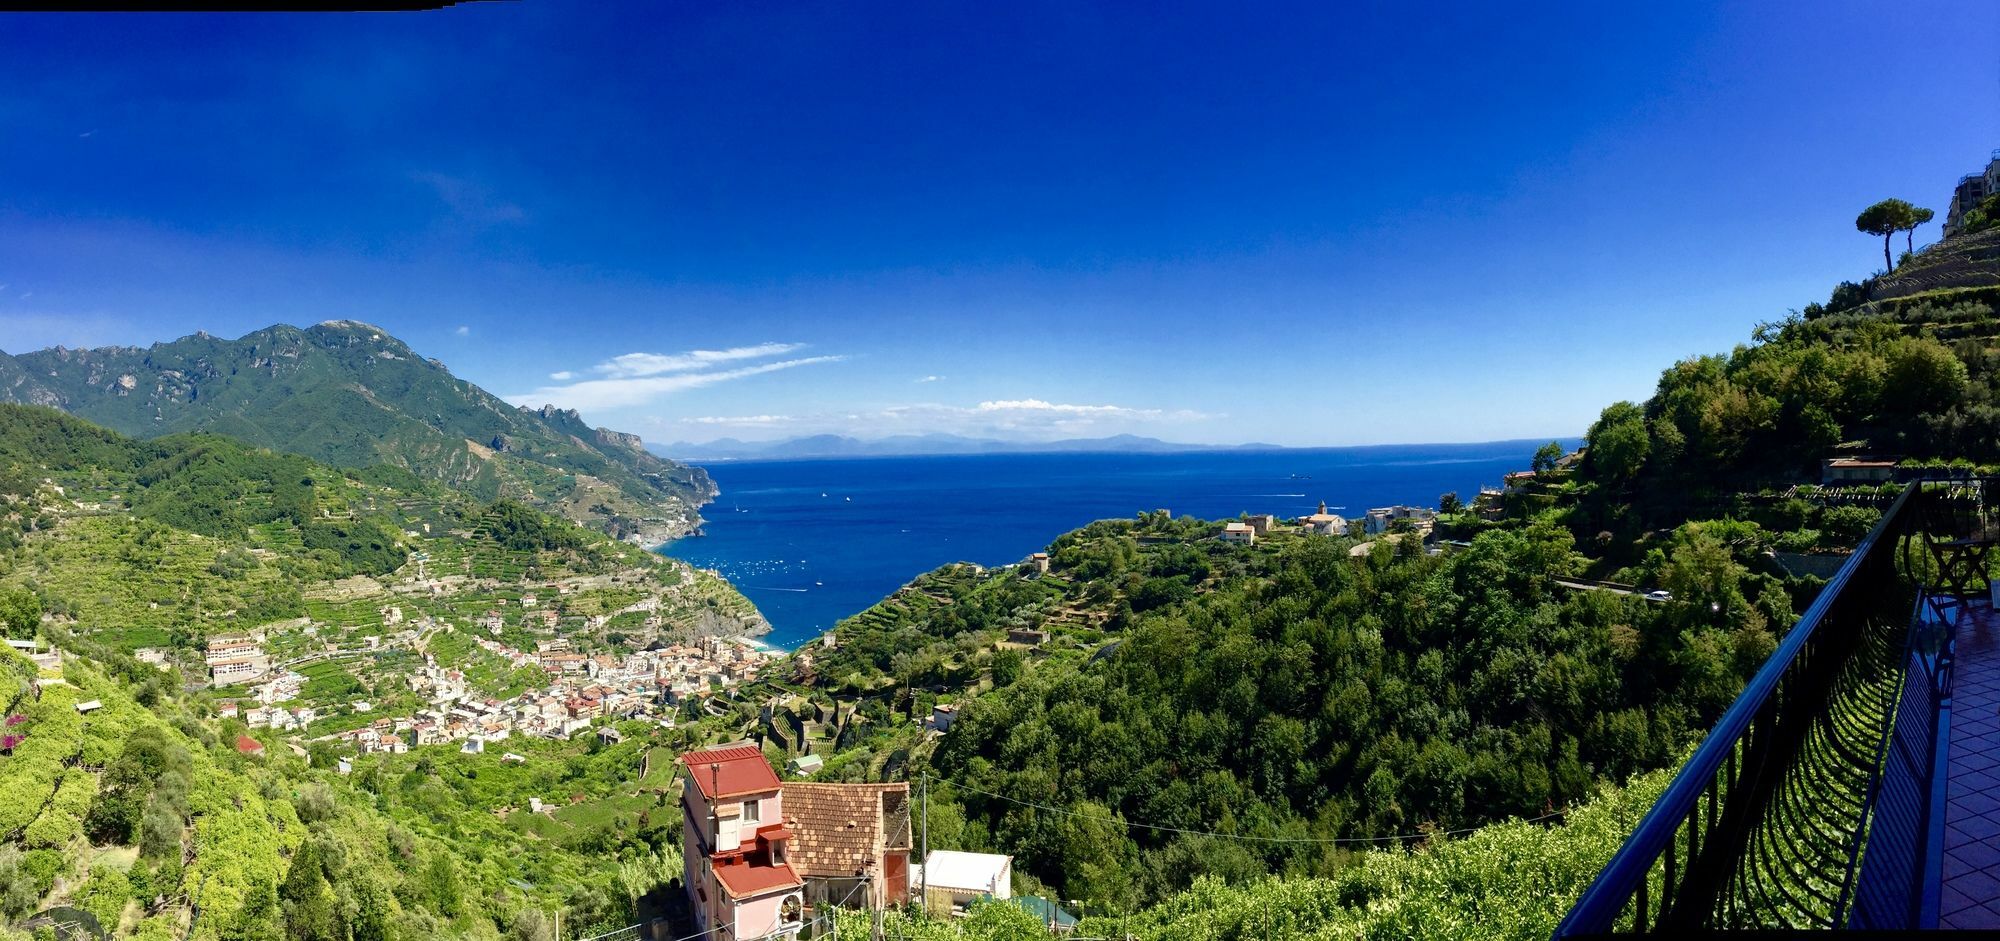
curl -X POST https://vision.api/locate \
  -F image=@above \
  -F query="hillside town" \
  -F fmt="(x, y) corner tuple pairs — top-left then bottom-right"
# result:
(192, 611), (780, 750)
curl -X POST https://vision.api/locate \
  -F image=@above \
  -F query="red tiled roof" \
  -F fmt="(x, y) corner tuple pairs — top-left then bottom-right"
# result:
(782, 782), (911, 877)
(712, 858), (802, 898)
(236, 735), (265, 755)
(679, 745), (781, 799)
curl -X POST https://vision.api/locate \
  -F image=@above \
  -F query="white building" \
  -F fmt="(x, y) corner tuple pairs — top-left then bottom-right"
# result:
(1362, 505), (1437, 535)
(916, 850), (1013, 917)
(1296, 501), (1348, 536)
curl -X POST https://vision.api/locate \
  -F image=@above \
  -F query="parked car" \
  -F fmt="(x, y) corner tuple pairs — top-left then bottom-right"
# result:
(1644, 589), (1673, 602)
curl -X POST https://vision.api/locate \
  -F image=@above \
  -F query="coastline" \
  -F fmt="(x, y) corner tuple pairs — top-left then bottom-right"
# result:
(647, 442), (1572, 651)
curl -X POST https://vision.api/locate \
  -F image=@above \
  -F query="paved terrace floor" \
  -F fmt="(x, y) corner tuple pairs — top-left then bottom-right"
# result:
(1941, 598), (2000, 928)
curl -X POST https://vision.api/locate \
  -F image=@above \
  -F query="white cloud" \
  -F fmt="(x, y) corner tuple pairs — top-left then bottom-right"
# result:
(917, 375), (943, 383)
(593, 343), (805, 379)
(548, 370), (574, 381)
(454, 325), (470, 337)
(975, 399), (1161, 417)
(682, 415), (796, 426)
(506, 355), (844, 410)
(674, 399), (1209, 441)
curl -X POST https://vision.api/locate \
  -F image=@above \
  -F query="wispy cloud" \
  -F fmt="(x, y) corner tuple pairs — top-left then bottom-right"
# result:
(508, 354), (842, 410)
(975, 399), (1162, 417)
(412, 171), (526, 225)
(676, 398), (1209, 439)
(682, 415), (795, 426)
(454, 325), (470, 337)
(593, 343), (805, 379)
(916, 375), (943, 383)
(548, 370), (574, 381)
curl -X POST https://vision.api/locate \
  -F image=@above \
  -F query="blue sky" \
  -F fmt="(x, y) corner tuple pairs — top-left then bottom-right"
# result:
(1, 2), (1995, 447)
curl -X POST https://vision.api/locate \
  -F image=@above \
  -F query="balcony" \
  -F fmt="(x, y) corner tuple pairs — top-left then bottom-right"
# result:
(1556, 480), (2000, 935)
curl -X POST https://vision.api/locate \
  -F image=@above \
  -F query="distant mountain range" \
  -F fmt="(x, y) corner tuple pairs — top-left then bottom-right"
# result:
(653, 432), (1287, 461)
(0, 321), (714, 544)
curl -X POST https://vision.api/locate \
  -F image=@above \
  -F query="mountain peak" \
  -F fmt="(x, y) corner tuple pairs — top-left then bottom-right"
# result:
(2, 323), (713, 544)
(313, 318), (387, 333)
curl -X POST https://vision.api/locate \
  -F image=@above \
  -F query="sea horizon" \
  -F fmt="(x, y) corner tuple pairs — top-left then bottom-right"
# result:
(659, 438), (1581, 649)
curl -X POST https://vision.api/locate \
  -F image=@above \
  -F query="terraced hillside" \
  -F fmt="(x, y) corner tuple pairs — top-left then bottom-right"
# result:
(1872, 226), (2000, 303)
(0, 321), (714, 545)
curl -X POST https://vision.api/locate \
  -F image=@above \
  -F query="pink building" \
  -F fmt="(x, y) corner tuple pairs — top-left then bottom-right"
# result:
(680, 744), (806, 940)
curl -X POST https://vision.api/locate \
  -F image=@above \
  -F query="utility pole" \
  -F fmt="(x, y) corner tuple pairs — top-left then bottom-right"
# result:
(919, 773), (929, 920)
(870, 866), (885, 941)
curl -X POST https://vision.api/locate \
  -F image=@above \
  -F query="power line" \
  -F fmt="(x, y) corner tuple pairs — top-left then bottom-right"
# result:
(929, 773), (1568, 845)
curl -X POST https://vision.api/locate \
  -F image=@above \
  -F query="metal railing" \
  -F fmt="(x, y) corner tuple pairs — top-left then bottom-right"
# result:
(1845, 590), (1950, 929)
(1555, 484), (1920, 935)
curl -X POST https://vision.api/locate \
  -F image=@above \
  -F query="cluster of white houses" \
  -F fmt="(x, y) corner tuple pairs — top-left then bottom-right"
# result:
(1218, 501), (1439, 545)
(307, 631), (780, 754)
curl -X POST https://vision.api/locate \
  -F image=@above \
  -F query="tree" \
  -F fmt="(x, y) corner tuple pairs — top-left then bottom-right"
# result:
(1586, 402), (1651, 482)
(511, 911), (555, 941)
(420, 853), (461, 917)
(1907, 205), (1935, 255)
(1856, 199), (1918, 271)
(1532, 441), (1566, 473)
(293, 783), (336, 826)
(137, 800), (182, 860)
(990, 648), (1025, 687)
(347, 874), (395, 941)
(0, 589), (40, 640)
(224, 879), (284, 941)
(280, 840), (341, 941)
(1439, 492), (1463, 515)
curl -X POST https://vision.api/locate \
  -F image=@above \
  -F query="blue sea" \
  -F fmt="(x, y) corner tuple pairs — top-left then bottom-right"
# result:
(660, 440), (1578, 649)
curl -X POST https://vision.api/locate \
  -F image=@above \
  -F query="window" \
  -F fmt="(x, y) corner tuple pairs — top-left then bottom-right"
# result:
(742, 799), (760, 823)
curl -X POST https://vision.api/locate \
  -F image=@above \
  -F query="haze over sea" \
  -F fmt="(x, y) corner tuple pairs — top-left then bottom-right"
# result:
(660, 439), (1578, 649)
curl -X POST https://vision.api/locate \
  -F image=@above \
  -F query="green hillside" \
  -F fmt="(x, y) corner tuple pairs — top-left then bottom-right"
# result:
(3, 322), (714, 545)
(685, 232), (2000, 936)
(0, 404), (758, 657)
(0, 405), (767, 939)
(0, 641), (693, 941)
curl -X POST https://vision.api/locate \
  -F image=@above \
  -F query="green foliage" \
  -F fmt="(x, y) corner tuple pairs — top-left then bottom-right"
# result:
(74, 865), (132, 930)
(0, 847), (45, 920)
(840, 762), (1671, 940)
(832, 518), (1738, 909)
(1856, 198), (1923, 271)
(221, 878), (282, 941)
(481, 501), (586, 555)
(279, 841), (340, 941)
(1532, 441), (1565, 473)
(1585, 402), (1649, 482)
(0, 589), (40, 640)
(1570, 297), (2000, 536)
